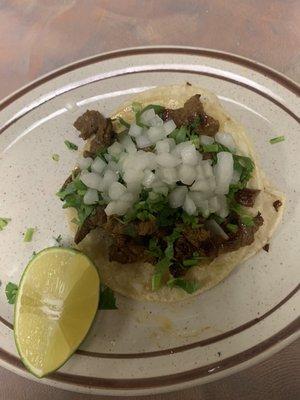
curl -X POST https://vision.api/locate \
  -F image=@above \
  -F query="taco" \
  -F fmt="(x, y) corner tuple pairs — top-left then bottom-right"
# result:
(58, 83), (284, 302)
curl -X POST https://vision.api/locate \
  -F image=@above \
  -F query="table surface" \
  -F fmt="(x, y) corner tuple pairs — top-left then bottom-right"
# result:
(0, 1), (299, 399)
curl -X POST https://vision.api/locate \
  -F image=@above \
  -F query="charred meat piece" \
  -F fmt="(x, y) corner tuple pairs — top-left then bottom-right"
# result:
(196, 115), (219, 137)
(169, 262), (187, 278)
(235, 188), (260, 207)
(220, 212), (264, 253)
(162, 94), (204, 126)
(273, 200), (282, 212)
(74, 110), (116, 154)
(108, 235), (152, 264)
(263, 243), (270, 252)
(183, 226), (211, 248)
(136, 219), (158, 236)
(103, 217), (125, 236)
(74, 110), (107, 140)
(162, 94), (219, 136)
(74, 206), (107, 244)
(174, 236), (196, 262)
(89, 118), (115, 153)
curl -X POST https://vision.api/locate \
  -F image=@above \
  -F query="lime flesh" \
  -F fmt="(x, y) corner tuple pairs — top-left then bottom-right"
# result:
(14, 247), (99, 377)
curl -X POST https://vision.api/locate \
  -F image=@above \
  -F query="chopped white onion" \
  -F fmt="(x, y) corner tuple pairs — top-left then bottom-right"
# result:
(91, 157), (106, 174)
(181, 144), (198, 166)
(147, 126), (165, 143)
(140, 108), (156, 125)
(156, 153), (181, 168)
(231, 169), (241, 184)
(156, 139), (170, 154)
(183, 194), (197, 215)
(105, 201), (131, 216)
(108, 142), (123, 158)
(143, 170), (156, 187)
(218, 195), (229, 218)
(163, 119), (176, 135)
(83, 188), (99, 205)
(120, 192), (136, 203)
(178, 164), (196, 185)
(129, 123), (143, 138)
(136, 133), (152, 148)
(214, 152), (234, 195)
(108, 182), (126, 200)
(200, 135), (214, 145)
(119, 134), (137, 153)
(124, 168), (144, 184)
(202, 160), (214, 178)
(215, 132), (236, 151)
(208, 196), (220, 213)
(206, 219), (229, 240)
(168, 186), (188, 208)
(190, 178), (211, 192)
(159, 167), (178, 185)
(102, 169), (118, 190)
(80, 172), (102, 190)
(148, 115), (163, 127)
(77, 157), (93, 170)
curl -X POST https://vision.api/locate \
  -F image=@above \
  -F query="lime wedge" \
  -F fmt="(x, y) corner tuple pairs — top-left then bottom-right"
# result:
(14, 247), (99, 377)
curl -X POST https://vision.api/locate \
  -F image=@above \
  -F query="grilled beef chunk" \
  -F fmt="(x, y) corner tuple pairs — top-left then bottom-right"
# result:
(174, 236), (195, 262)
(183, 226), (211, 248)
(235, 188), (260, 207)
(169, 262), (187, 278)
(74, 206), (107, 244)
(263, 243), (270, 252)
(136, 219), (158, 236)
(162, 94), (219, 136)
(74, 110), (116, 154)
(273, 200), (282, 212)
(74, 110), (106, 140)
(109, 235), (153, 264)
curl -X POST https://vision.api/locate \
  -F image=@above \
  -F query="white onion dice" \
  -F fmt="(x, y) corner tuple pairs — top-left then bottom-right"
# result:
(163, 119), (176, 135)
(159, 167), (178, 185)
(80, 172), (102, 190)
(181, 144), (198, 166)
(91, 157), (106, 174)
(78, 157), (93, 170)
(140, 108), (155, 125)
(136, 133), (152, 148)
(168, 186), (188, 208)
(83, 188), (99, 205)
(156, 153), (181, 168)
(129, 123), (143, 138)
(214, 152), (234, 194)
(143, 170), (156, 187)
(147, 126), (165, 143)
(200, 135), (214, 145)
(215, 132), (236, 151)
(120, 134), (137, 153)
(102, 169), (118, 190)
(108, 182), (126, 200)
(178, 164), (196, 185)
(108, 142), (123, 157)
(183, 194), (197, 215)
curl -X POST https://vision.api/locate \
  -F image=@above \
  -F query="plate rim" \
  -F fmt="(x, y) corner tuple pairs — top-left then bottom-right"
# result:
(0, 46), (299, 394)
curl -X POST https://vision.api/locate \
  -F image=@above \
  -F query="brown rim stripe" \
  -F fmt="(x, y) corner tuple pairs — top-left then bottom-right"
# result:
(1, 284), (299, 359)
(0, 67), (299, 136)
(0, 318), (299, 390)
(0, 48), (299, 112)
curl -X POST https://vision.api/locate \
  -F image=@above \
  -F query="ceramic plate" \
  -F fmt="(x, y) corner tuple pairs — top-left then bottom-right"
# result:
(0, 47), (299, 396)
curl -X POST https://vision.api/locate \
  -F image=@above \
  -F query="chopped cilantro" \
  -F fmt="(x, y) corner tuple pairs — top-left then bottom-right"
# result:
(182, 212), (200, 228)
(124, 224), (137, 238)
(167, 278), (200, 294)
(233, 155), (254, 185)
(151, 257), (172, 291)
(148, 238), (164, 259)
(269, 136), (285, 144)
(24, 228), (35, 242)
(5, 282), (18, 304)
(226, 223), (238, 233)
(117, 117), (130, 129)
(202, 143), (219, 153)
(240, 215), (254, 227)
(52, 154), (60, 162)
(53, 234), (62, 245)
(169, 126), (189, 144)
(99, 284), (118, 310)
(64, 140), (78, 151)
(182, 252), (204, 267)
(0, 217), (11, 231)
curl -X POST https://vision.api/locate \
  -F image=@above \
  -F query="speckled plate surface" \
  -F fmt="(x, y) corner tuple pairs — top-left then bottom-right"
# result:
(0, 47), (299, 396)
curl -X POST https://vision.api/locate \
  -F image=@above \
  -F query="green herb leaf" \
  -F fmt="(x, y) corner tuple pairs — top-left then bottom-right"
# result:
(5, 282), (18, 304)
(124, 224), (137, 238)
(141, 104), (165, 117)
(240, 215), (254, 226)
(226, 223), (238, 233)
(24, 228), (35, 242)
(202, 143), (219, 153)
(52, 154), (60, 162)
(148, 238), (164, 259)
(64, 140), (78, 151)
(117, 117), (130, 129)
(169, 126), (189, 144)
(182, 212), (200, 228)
(167, 278), (200, 294)
(269, 136), (285, 144)
(53, 234), (62, 245)
(99, 284), (118, 310)
(233, 155), (254, 185)
(132, 102), (142, 114)
(0, 217), (11, 231)
(152, 257), (172, 291)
